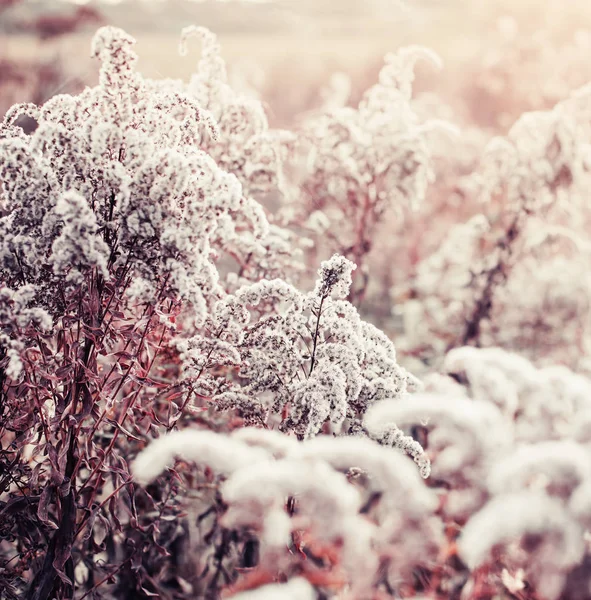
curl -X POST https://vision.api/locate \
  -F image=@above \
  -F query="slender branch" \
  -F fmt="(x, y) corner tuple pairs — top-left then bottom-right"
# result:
(308, 296), (326, 376)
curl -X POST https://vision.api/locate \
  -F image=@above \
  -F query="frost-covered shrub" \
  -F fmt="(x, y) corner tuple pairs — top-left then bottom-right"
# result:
(132, 427), (439, 597)
(0, 24), (304, 599)
(4, 8), (591, 600)
(284, 46), (453, 304)
(180, 254), (428, 474)
(0, 24), (439, 600)
(397, 86), (591, 367)
(406, 346), (591, 599)
(161, 25), (305, 287)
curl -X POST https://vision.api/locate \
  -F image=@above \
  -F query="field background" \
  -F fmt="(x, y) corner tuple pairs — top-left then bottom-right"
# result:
(4, 0), (591, 127)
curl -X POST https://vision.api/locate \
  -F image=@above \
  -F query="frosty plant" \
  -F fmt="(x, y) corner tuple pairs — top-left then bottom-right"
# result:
(397, 346), (591, 599)
(398, 84), (591, 364)
(129, 256), (435, 596)
(0, 24), (292, 599)
(171, 25), (303, 287)
(131, 428), (439, 597)
(180, 254), (429, 477)
(7, 11), (590, 600)
(291, 46), (453, 303)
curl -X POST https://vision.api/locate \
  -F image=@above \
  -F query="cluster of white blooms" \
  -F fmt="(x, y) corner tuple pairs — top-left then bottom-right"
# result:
(312, 253), (356, 299)
(439, 346), (591, 443)
(50, 190), (110, 285)
(481, 87), (591, 211)
(228, 578), (315, 600)
(366, 392), (506, 486)
(297, 45), (442, 215)
(459, 492), (585, 600)
(0, 285), (52, 378)
(132, 426), (440, 595)
(283, 44), (452, 299)
(179, 254), (430, 474)
(485, 252), (591, 369)
(0, 25), (295, 345)
(399, 345), (591, 598)
(175, 26), (289, 196)
(396, 85), (591, 364)
(395, 214), (490, 358)
(170, 26), (305, 286)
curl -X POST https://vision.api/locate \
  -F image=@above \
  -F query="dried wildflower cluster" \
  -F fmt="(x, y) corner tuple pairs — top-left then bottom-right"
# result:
(170, 25), (302, 286)
(0, 23), (289, 599)
(133, 428), (438, 597)
(417, 346), (591, 599)
(396, 85), (591, 368)
(284, 46), (453, 302)
(180, 254), (429, 477)
(136, 345), (591, 599)
(1, 27), (275, 328)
